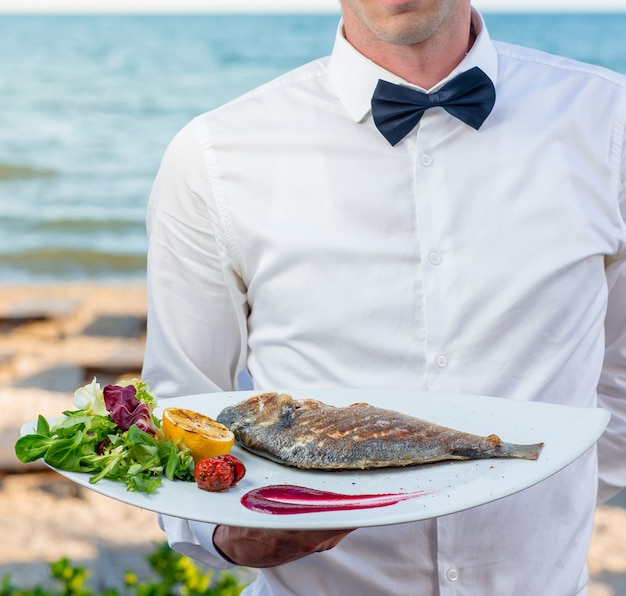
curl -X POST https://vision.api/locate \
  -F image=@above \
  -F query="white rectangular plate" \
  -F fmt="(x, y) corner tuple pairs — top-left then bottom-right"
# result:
(21, 389), (609, 530)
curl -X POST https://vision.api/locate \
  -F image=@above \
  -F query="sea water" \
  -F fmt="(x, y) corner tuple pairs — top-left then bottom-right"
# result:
(1, 12), (625, 283)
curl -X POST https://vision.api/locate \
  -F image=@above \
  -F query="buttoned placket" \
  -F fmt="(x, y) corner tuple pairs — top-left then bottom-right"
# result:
(438, 518), (463, 596)
(411, 113), (452, 389)
(411, 113), (466, 595)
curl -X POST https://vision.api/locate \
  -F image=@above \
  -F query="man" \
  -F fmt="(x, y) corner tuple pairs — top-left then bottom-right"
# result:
(142, 1), (626, 594)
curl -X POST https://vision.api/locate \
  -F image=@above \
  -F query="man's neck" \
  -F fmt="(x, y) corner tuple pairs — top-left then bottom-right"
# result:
(342, 8), (476, 89)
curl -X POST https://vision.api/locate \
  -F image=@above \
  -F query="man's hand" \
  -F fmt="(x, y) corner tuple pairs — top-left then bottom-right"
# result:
(213, 525), (355, 568)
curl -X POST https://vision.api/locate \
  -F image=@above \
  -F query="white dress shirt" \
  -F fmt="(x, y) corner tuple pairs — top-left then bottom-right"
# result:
(143, 10), (626, 596)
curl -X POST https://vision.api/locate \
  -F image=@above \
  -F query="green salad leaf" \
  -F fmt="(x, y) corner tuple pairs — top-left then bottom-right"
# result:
(14, 378), (195, 494)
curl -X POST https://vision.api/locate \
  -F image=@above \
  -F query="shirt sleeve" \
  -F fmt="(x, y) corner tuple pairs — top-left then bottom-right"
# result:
(142, 119), (247, 568)
(596, 119), (626, 504)
(142, 118), (248, 397)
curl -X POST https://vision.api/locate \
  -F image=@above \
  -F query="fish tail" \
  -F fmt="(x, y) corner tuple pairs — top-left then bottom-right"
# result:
(498, 438), (544, 460)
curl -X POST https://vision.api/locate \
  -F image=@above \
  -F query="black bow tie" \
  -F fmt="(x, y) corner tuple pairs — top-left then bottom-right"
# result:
(371, 66), (496, 146)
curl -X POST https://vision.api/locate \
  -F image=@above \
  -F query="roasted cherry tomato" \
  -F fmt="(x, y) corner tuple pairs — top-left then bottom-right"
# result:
(218, 453), (246, 483)
(194, 454), (246, 492)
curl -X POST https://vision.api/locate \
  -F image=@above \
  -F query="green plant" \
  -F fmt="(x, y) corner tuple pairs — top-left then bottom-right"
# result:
(0, 543), (248, 596)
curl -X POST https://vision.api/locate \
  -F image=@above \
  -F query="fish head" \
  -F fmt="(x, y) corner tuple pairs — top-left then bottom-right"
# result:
(216, 392), (297, 431)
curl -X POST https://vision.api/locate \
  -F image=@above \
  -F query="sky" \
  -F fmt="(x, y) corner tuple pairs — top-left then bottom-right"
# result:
(0, 0), (624, 13)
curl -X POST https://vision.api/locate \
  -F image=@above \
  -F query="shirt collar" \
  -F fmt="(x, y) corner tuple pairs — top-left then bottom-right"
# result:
(328, 9), (499, 123)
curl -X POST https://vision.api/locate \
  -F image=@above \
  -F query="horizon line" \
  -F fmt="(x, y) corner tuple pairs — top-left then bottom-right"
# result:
(0, 8), (625, 14)
(0, 0), (625, 15)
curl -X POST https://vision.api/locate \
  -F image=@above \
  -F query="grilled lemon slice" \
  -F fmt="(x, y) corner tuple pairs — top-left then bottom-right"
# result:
(162, 407), (234, 462)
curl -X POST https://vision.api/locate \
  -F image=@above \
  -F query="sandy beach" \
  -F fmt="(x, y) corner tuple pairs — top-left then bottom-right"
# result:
(0, 282), (625, 593)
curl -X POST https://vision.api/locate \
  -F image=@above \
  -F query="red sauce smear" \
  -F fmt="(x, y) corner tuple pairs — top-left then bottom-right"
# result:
(241, 484), (429, 515)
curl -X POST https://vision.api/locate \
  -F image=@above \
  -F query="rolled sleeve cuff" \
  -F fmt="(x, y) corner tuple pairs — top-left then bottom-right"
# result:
(158, 514), (237, 571)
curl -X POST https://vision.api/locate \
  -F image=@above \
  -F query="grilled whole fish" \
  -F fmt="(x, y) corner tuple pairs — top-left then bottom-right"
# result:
(216, 392), (544, 470)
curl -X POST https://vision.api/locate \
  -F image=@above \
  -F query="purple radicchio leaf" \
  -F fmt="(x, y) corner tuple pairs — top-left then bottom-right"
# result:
(96, 438), (110, 454)
(103, 384), (157, 435)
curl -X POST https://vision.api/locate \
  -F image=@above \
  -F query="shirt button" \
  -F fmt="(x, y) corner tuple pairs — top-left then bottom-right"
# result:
(446, 568), (459, 582)
(436, 354), (448, 368)
(428, 251), (442, 265)
(420, 154), (433, 166)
